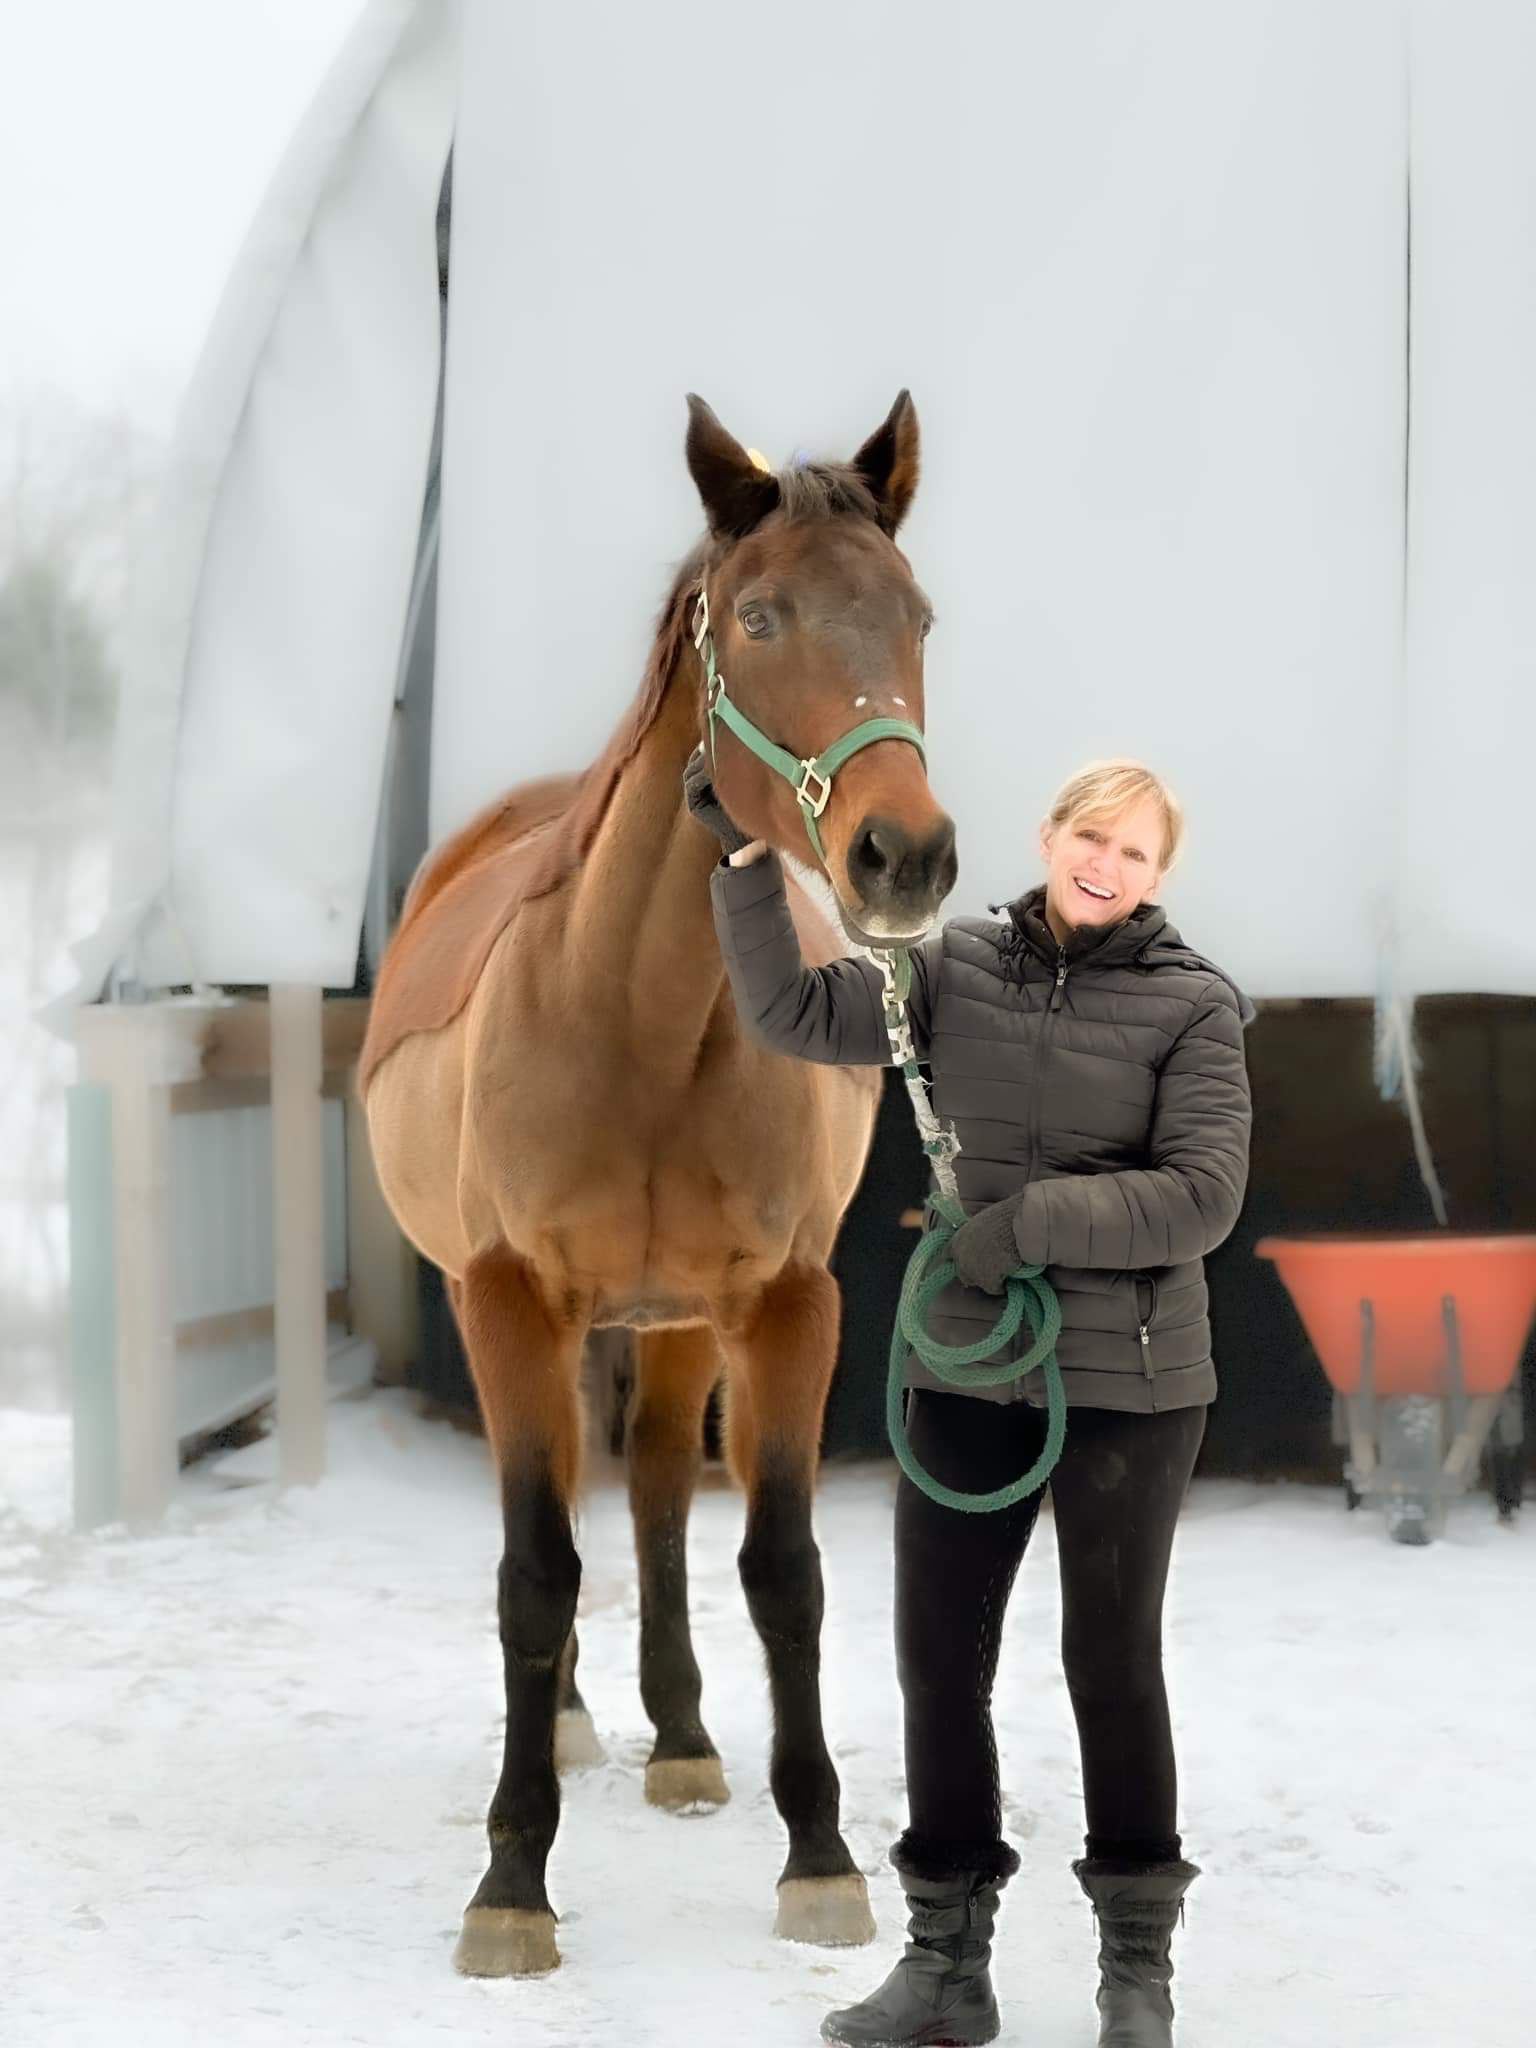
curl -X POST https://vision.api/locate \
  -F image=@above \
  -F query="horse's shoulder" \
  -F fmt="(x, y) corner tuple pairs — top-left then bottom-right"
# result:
(398, 775), (580, 932)
(362, 774), (583, 1090)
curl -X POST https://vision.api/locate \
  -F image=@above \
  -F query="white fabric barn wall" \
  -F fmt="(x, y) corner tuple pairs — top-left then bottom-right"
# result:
(65, 0), (460, 1001)
(68, 0), (1536, 1004)
(435, 0), (1411, 1001)
(1398, 3), (1536, 997)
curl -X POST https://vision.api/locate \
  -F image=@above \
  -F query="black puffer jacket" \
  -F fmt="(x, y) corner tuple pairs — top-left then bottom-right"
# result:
(710, 854), (1253, 1412)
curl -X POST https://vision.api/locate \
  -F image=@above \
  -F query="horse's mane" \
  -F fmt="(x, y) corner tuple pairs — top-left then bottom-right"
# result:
(772, 461), (880, 526)
(501, 543), (706, 901)
(598, 544), (710, 793)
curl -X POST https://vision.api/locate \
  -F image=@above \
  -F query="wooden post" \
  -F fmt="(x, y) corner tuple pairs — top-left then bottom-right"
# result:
(270, 985), (327, 1486)
(67, 1082), (119, 1527)
(73, 1003), (209, 1526)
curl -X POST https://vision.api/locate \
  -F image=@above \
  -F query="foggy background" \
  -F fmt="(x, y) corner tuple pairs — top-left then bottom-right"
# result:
(0, 1), (362, 1408)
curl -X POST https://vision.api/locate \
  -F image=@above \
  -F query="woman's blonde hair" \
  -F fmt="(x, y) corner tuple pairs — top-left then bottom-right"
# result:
(1046, 759), (1184, 873)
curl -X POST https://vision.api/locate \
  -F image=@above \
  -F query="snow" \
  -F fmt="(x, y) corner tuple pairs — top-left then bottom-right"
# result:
(2, 1390), (1528, 2047)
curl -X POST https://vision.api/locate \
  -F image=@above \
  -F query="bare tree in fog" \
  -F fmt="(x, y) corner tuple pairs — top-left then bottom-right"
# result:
(0, 393), (161, 1403)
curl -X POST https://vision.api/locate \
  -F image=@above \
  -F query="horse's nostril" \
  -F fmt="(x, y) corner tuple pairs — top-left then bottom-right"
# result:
(850, 815), (956, 907)
(931, 823), (958, 898)
(855, 825), (899, 882)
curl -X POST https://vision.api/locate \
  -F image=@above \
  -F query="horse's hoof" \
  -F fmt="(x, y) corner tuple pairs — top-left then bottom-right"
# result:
(453, 1907), (560, 1977)
(555, 1706), (606, 1771)
(775, 1873), (877, 1947)
(644, 1755), (730, 1811)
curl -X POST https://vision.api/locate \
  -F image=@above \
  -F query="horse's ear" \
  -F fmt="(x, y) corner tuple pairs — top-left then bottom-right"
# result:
(685, 395), (780, 539)
(851, 389), (920, 536)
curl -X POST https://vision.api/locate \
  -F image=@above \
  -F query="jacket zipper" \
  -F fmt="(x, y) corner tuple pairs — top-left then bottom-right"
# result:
(1027, 946), (1069, 1182)
(1137, 1274), (1160, 1377)
(1030, 934), (1159, 1395)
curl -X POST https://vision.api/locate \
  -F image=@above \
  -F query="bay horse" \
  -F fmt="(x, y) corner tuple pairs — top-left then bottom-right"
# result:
(360, 392), (957, 1977)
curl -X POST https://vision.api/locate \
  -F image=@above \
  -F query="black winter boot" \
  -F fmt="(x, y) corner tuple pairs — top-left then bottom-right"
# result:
(820, 1834), (1020, 2047)
(1072, 1857), (1200, 2047)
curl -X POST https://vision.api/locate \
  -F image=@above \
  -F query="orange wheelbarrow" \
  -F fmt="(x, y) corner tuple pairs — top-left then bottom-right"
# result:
(1256, 1234), (1536, 1544)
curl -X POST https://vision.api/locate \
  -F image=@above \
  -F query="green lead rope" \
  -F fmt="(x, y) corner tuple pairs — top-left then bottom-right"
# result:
(877, 949), (1069, 1513)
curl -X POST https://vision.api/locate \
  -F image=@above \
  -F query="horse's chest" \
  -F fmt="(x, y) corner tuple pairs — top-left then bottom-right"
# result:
(468, 1039), (820, 1187)
(464, 999), (872, 1294)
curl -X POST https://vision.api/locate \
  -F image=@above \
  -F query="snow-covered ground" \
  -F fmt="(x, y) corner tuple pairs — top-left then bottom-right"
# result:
(2, 1390), (1528, 2048)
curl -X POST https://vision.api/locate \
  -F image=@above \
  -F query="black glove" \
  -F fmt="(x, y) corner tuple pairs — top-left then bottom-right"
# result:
(947, 1192), (1027, 1295)
(683, 744), (753, 855)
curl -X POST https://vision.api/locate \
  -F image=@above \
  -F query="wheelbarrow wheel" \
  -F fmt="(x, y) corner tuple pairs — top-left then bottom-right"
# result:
(1385, 1501), (1435, 1545)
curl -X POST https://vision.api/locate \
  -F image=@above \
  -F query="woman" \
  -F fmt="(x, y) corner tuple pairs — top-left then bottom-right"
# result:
(687, 752), (1253, 2048)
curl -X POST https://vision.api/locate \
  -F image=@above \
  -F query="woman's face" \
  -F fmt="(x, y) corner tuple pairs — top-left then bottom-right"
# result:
(1039, 797), (1166, 935)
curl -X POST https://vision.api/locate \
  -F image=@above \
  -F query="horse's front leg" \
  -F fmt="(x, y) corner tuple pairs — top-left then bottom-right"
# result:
(453, 1244), (585, 1977)
(721, 1260), (877, 1947)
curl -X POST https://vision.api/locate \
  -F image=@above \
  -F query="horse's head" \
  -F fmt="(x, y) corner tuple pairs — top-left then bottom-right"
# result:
(685, 392), (957, 946)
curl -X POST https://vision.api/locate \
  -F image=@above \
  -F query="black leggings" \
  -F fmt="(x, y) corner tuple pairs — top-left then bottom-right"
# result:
(895, 1391), (1206, 1865)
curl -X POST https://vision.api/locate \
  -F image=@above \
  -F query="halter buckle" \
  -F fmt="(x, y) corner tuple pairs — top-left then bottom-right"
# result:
(691, 588), (710, 649)
(796, 760), (832, 817)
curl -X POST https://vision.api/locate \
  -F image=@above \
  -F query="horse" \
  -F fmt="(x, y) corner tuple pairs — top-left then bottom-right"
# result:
(360, 391), (957, 1977)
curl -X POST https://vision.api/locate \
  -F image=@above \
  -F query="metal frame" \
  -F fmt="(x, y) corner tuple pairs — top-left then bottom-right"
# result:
(1336, 1291), (1525, 1543)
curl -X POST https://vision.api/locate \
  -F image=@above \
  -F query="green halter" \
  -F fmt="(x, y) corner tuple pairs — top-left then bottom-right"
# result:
(691, 584), (929, 868)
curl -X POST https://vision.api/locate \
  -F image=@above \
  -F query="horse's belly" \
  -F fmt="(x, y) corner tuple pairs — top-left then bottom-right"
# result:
(590, 1291), (711, 1331)
(363, 1020), (474, 1276)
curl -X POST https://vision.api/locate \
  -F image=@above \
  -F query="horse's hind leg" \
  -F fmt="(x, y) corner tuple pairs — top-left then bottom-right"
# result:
(452, 1244), (584, 1978)
(553, 1626), (605, 1770)
(627, 1325), (728, 1810)
(721, 1261), (876, 1947)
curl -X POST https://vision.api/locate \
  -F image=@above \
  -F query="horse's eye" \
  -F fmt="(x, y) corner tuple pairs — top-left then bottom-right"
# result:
(920, 615), (933, 641)
(740, 607), (771, 637)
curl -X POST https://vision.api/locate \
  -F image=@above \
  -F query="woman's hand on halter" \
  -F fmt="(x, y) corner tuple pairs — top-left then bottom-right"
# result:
(948, 1192), (1028, 1296)
(683, 744), (756, 857)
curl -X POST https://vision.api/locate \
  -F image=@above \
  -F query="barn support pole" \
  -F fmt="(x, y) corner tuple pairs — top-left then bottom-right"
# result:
(270, 984), (328, 1486)
(66, 1082), (119, 1528)
(72, 1002), (209, 1526)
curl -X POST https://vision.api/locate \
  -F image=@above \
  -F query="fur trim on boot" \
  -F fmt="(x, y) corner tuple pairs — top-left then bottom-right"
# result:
(891, 1831), (1021, 1888)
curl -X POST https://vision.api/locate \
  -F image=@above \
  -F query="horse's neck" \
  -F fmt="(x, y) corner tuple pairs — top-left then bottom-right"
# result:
(568, 664), (729, 1072)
